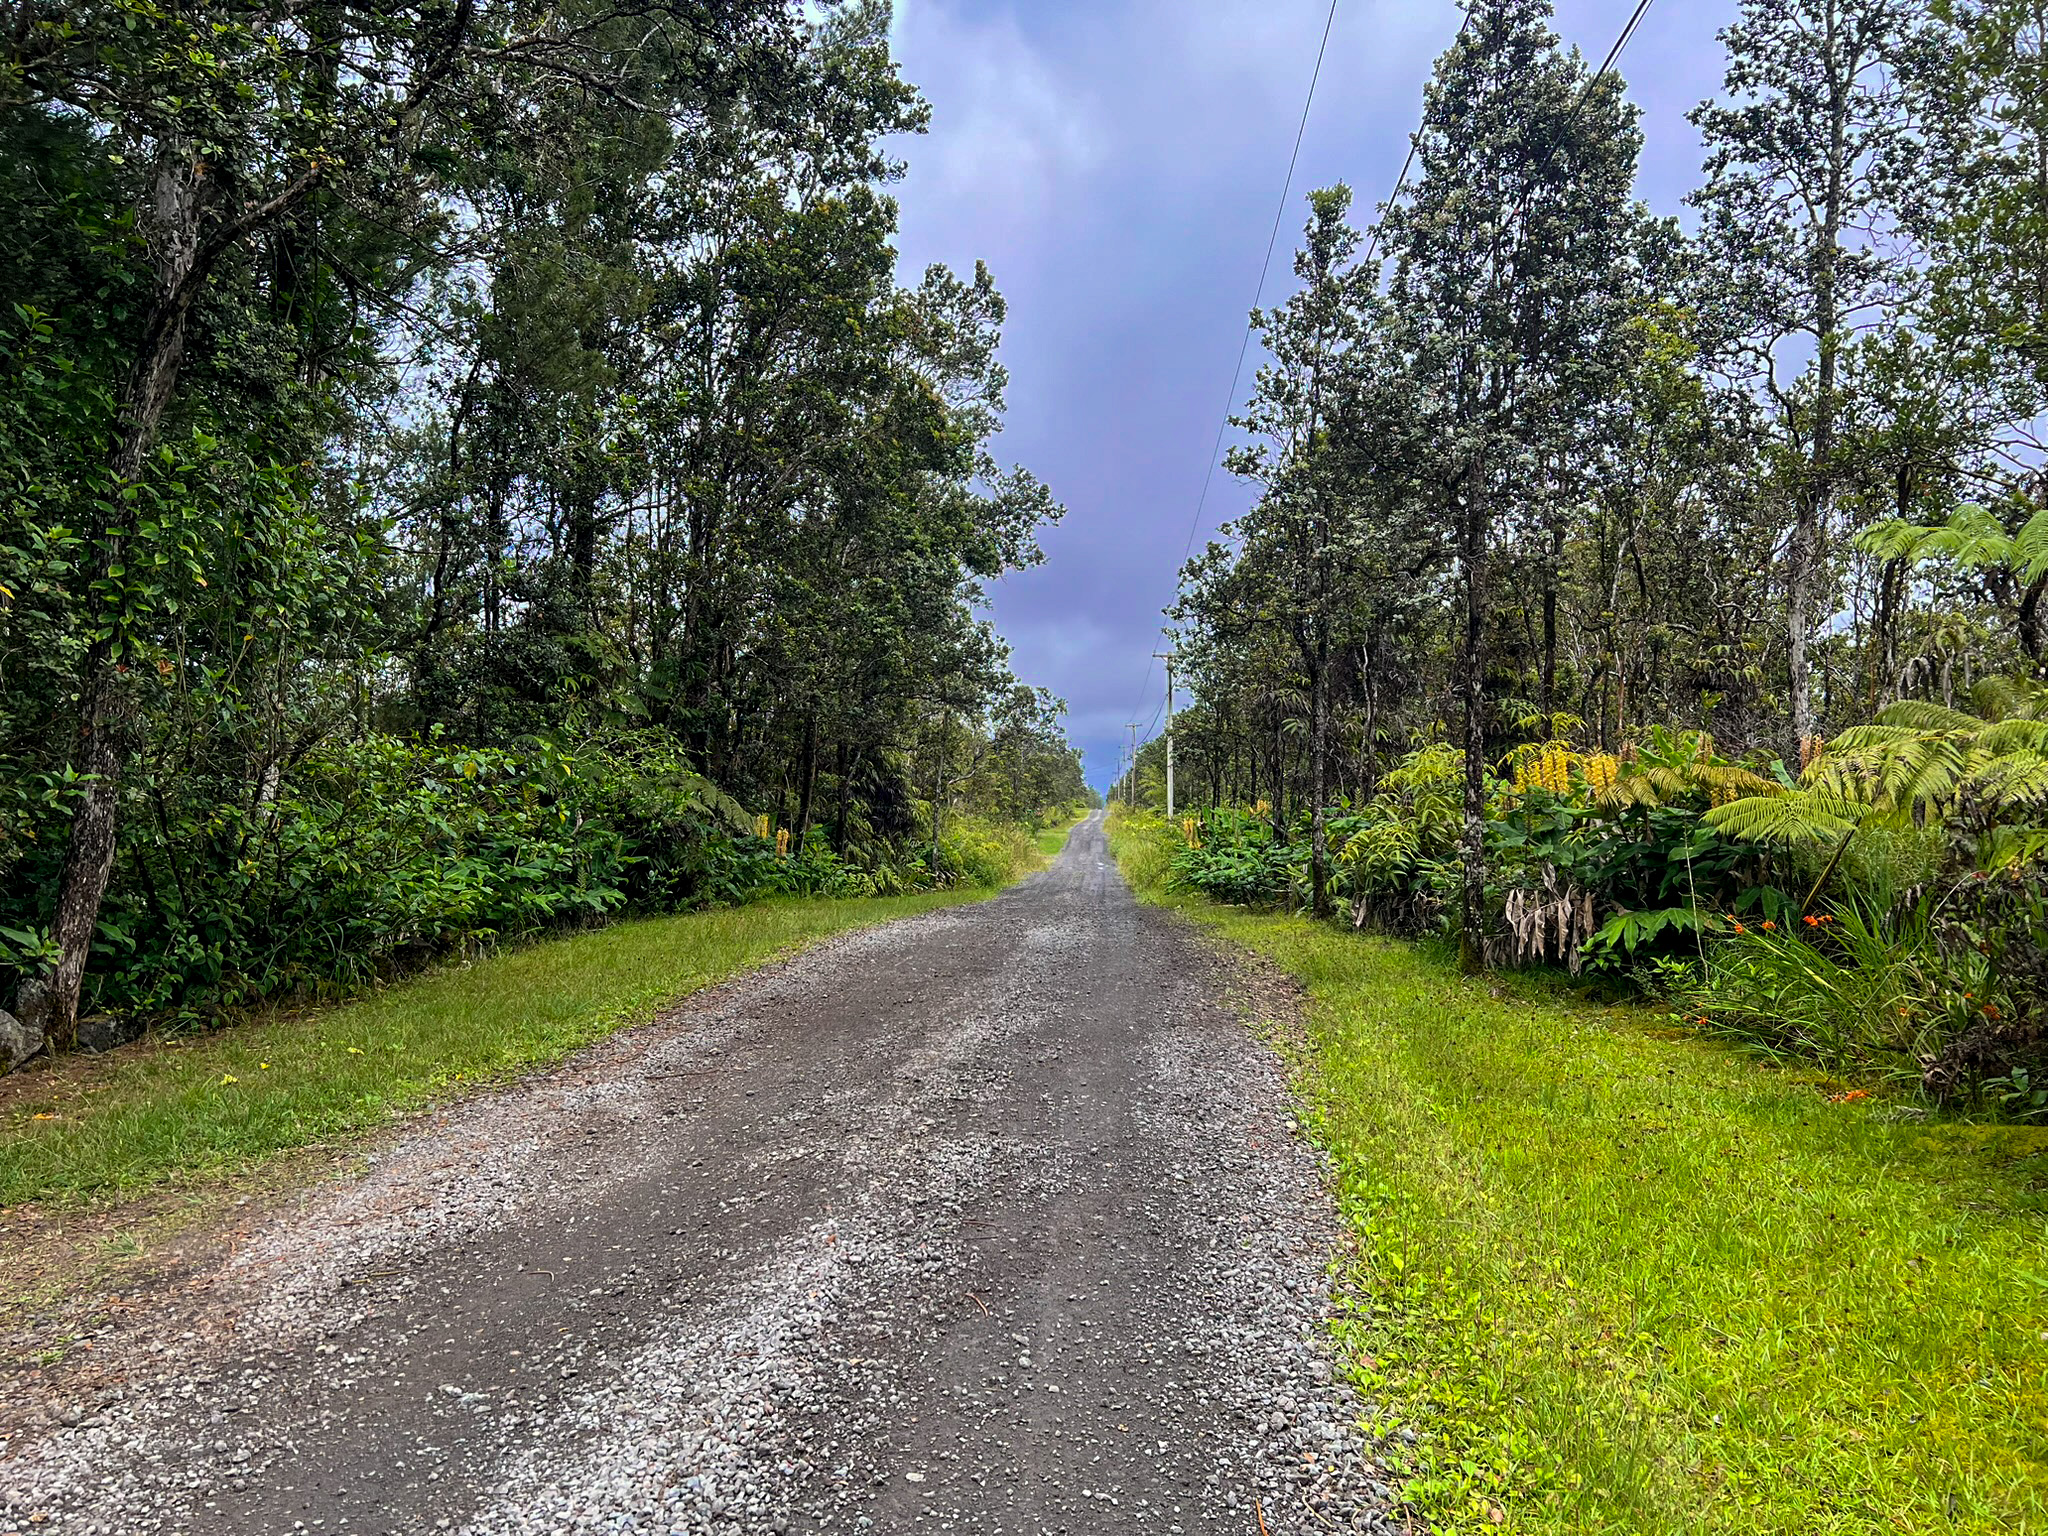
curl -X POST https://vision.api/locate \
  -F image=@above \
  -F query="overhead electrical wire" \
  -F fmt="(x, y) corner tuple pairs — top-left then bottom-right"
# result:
(1121, 0), (1344, 749)
(1122, 0), (1661, 784)
(1360, 7), (1475, 270)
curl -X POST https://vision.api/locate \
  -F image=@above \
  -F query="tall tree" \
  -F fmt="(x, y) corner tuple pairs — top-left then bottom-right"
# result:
(6, 0), (808, 1042)
(1689, 0), (1922, 756)
(1379, 0), (1645, 970)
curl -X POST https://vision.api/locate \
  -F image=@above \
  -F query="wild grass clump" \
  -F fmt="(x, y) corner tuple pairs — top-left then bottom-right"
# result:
(937, 814), (1045, 888)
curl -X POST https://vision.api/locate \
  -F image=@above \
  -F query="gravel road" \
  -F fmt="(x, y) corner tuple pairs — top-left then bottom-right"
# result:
(3, 812), (1400, 1535)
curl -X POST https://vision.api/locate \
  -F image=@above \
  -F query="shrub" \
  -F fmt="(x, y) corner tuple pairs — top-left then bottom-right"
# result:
(1681, 895), (2004, 1090)
(936, 815), (1039, 888)
(1171, 809), (1295, 905)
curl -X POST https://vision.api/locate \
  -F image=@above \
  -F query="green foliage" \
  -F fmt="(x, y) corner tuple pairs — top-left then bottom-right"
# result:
(1683, 900), (1962, 1076)
(1582, 904), (1706, 965)
(935, 815), (1044, 890)
(1169, 810), (1296, 906)
(0, 1), (1084, 1049)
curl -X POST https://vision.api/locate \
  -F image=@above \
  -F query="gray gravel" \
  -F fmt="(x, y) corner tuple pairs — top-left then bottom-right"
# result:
(1, 811), (1402, 1534)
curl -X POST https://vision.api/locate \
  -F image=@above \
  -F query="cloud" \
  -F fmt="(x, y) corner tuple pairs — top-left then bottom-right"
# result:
(880, 0), (1746, 786)
(889, 1), (1105, 257)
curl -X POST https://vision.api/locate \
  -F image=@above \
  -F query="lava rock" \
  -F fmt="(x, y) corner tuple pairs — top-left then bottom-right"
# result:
(76, 1012), (145, 1055)
(0, 1005), (42, 1072)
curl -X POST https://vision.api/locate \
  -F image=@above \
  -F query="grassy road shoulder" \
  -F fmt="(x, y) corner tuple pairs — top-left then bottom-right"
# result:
(1108, 809), (2048, 1536)
(1, 888), (990, 1209)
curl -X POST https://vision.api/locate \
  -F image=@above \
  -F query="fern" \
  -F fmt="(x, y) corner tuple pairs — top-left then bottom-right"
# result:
(1705, 791), (1863, 847)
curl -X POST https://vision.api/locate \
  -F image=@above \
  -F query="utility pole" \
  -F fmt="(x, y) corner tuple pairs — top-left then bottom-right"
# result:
(1126, 724), (1141, 809)
(1154, 650), (1177, 820)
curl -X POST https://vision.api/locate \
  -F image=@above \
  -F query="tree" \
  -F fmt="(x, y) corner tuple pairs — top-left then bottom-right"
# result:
(1216, 187), (1380, 916)
(1379, 0), (1645, 970)
(7, 0), (814, 1042)
(1689, 0), (1923, 757)
(0, 0), (1074, 1049)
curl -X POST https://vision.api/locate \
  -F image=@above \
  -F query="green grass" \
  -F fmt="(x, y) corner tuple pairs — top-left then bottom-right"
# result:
(1106, 809), (2048, 1536)
(0, 889), (978, 1207)
(1035, 815), (1083, 858)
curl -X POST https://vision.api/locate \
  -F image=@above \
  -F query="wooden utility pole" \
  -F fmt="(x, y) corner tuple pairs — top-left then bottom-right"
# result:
(1154, 651), (1177, 819)
(1126, 724), (1141, 808)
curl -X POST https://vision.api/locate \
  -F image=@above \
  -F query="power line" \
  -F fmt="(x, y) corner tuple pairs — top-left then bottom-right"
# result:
(1176, 0), (1341, 573)
(1361, 7), (1475, 269)
(1500, 0), (1661, 251)
(1365, 0), (1652, 272)
(1122, 0), (1661, 775)
(1594, 0), (1658, 81)
(1125, 0), (1345, 738)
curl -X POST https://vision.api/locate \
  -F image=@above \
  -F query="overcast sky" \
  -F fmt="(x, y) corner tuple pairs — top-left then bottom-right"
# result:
(885, 0), (1744, 788)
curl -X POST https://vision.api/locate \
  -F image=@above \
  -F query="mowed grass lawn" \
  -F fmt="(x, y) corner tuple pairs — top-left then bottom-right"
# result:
(1108, 812), (2048, 1536)
(0, 889), (978, 1207)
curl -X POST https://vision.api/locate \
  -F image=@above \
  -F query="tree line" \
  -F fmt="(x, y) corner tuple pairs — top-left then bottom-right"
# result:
(0, 0), (1084, 1057)
(1133, 0), (2048, 974)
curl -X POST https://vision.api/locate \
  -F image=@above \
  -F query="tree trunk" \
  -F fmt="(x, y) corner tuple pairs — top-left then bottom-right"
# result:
(1460, 460), (1490, 976)
(931, 711), (947, 866)
(1360, 635), (1382, 799)
(25, 155), (219, 1044)
(1308, 629), (1332, 919)
(795, 714), (819, 847)
(1542, 518), (1561, 717)
(832, 740), (851, 857)
(1792, 2), (1850, 757)
(1271, 713), (1287, 841)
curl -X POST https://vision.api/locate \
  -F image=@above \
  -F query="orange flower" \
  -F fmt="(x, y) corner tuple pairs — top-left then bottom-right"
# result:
(1983, 1003), (2002, 1021)
(1761, 920), (1777, 931)
(1803, 915), (1820, 927)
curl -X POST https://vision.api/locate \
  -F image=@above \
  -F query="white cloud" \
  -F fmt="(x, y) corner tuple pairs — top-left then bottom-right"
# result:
(890, 0), (1106, 258)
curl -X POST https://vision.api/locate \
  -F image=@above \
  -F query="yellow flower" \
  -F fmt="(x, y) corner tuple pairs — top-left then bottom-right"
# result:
(218, 1073), (239, 1085)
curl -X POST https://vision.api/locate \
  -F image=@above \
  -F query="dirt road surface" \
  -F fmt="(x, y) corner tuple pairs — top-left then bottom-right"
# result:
(4, 812), (1399, 1535)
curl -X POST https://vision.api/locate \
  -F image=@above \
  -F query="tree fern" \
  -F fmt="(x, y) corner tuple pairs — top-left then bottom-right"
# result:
(1705, 790), (1863, 847)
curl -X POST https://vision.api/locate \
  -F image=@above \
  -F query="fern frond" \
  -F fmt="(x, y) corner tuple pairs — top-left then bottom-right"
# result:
(1875, 699), (1983, 733)
(1692, 763), (1775, 797)
(1970, 750), (2048, 807)
(1855, 518), (1947, 563)
(1921, 503), (2013, 568)
(1705, 792), (1864, 846)
(1972, 718), (2048, 757)
(2009, 507), (2048, 586)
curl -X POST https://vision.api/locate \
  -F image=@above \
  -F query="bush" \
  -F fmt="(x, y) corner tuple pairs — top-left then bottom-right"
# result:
(1170, 808), (1296, 905)
(11, 729), (766, 1023)
(936, 816), (1039, 888)
(1682, 899), (1961, 1078)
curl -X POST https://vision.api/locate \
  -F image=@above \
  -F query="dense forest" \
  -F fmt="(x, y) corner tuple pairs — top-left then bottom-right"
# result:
(0, 0), (1086, 1061)
(1127, 0), (2048, 1109)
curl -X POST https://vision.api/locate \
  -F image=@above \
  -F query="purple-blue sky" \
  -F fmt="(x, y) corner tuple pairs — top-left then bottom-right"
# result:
(885, 0), (1743, 788)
